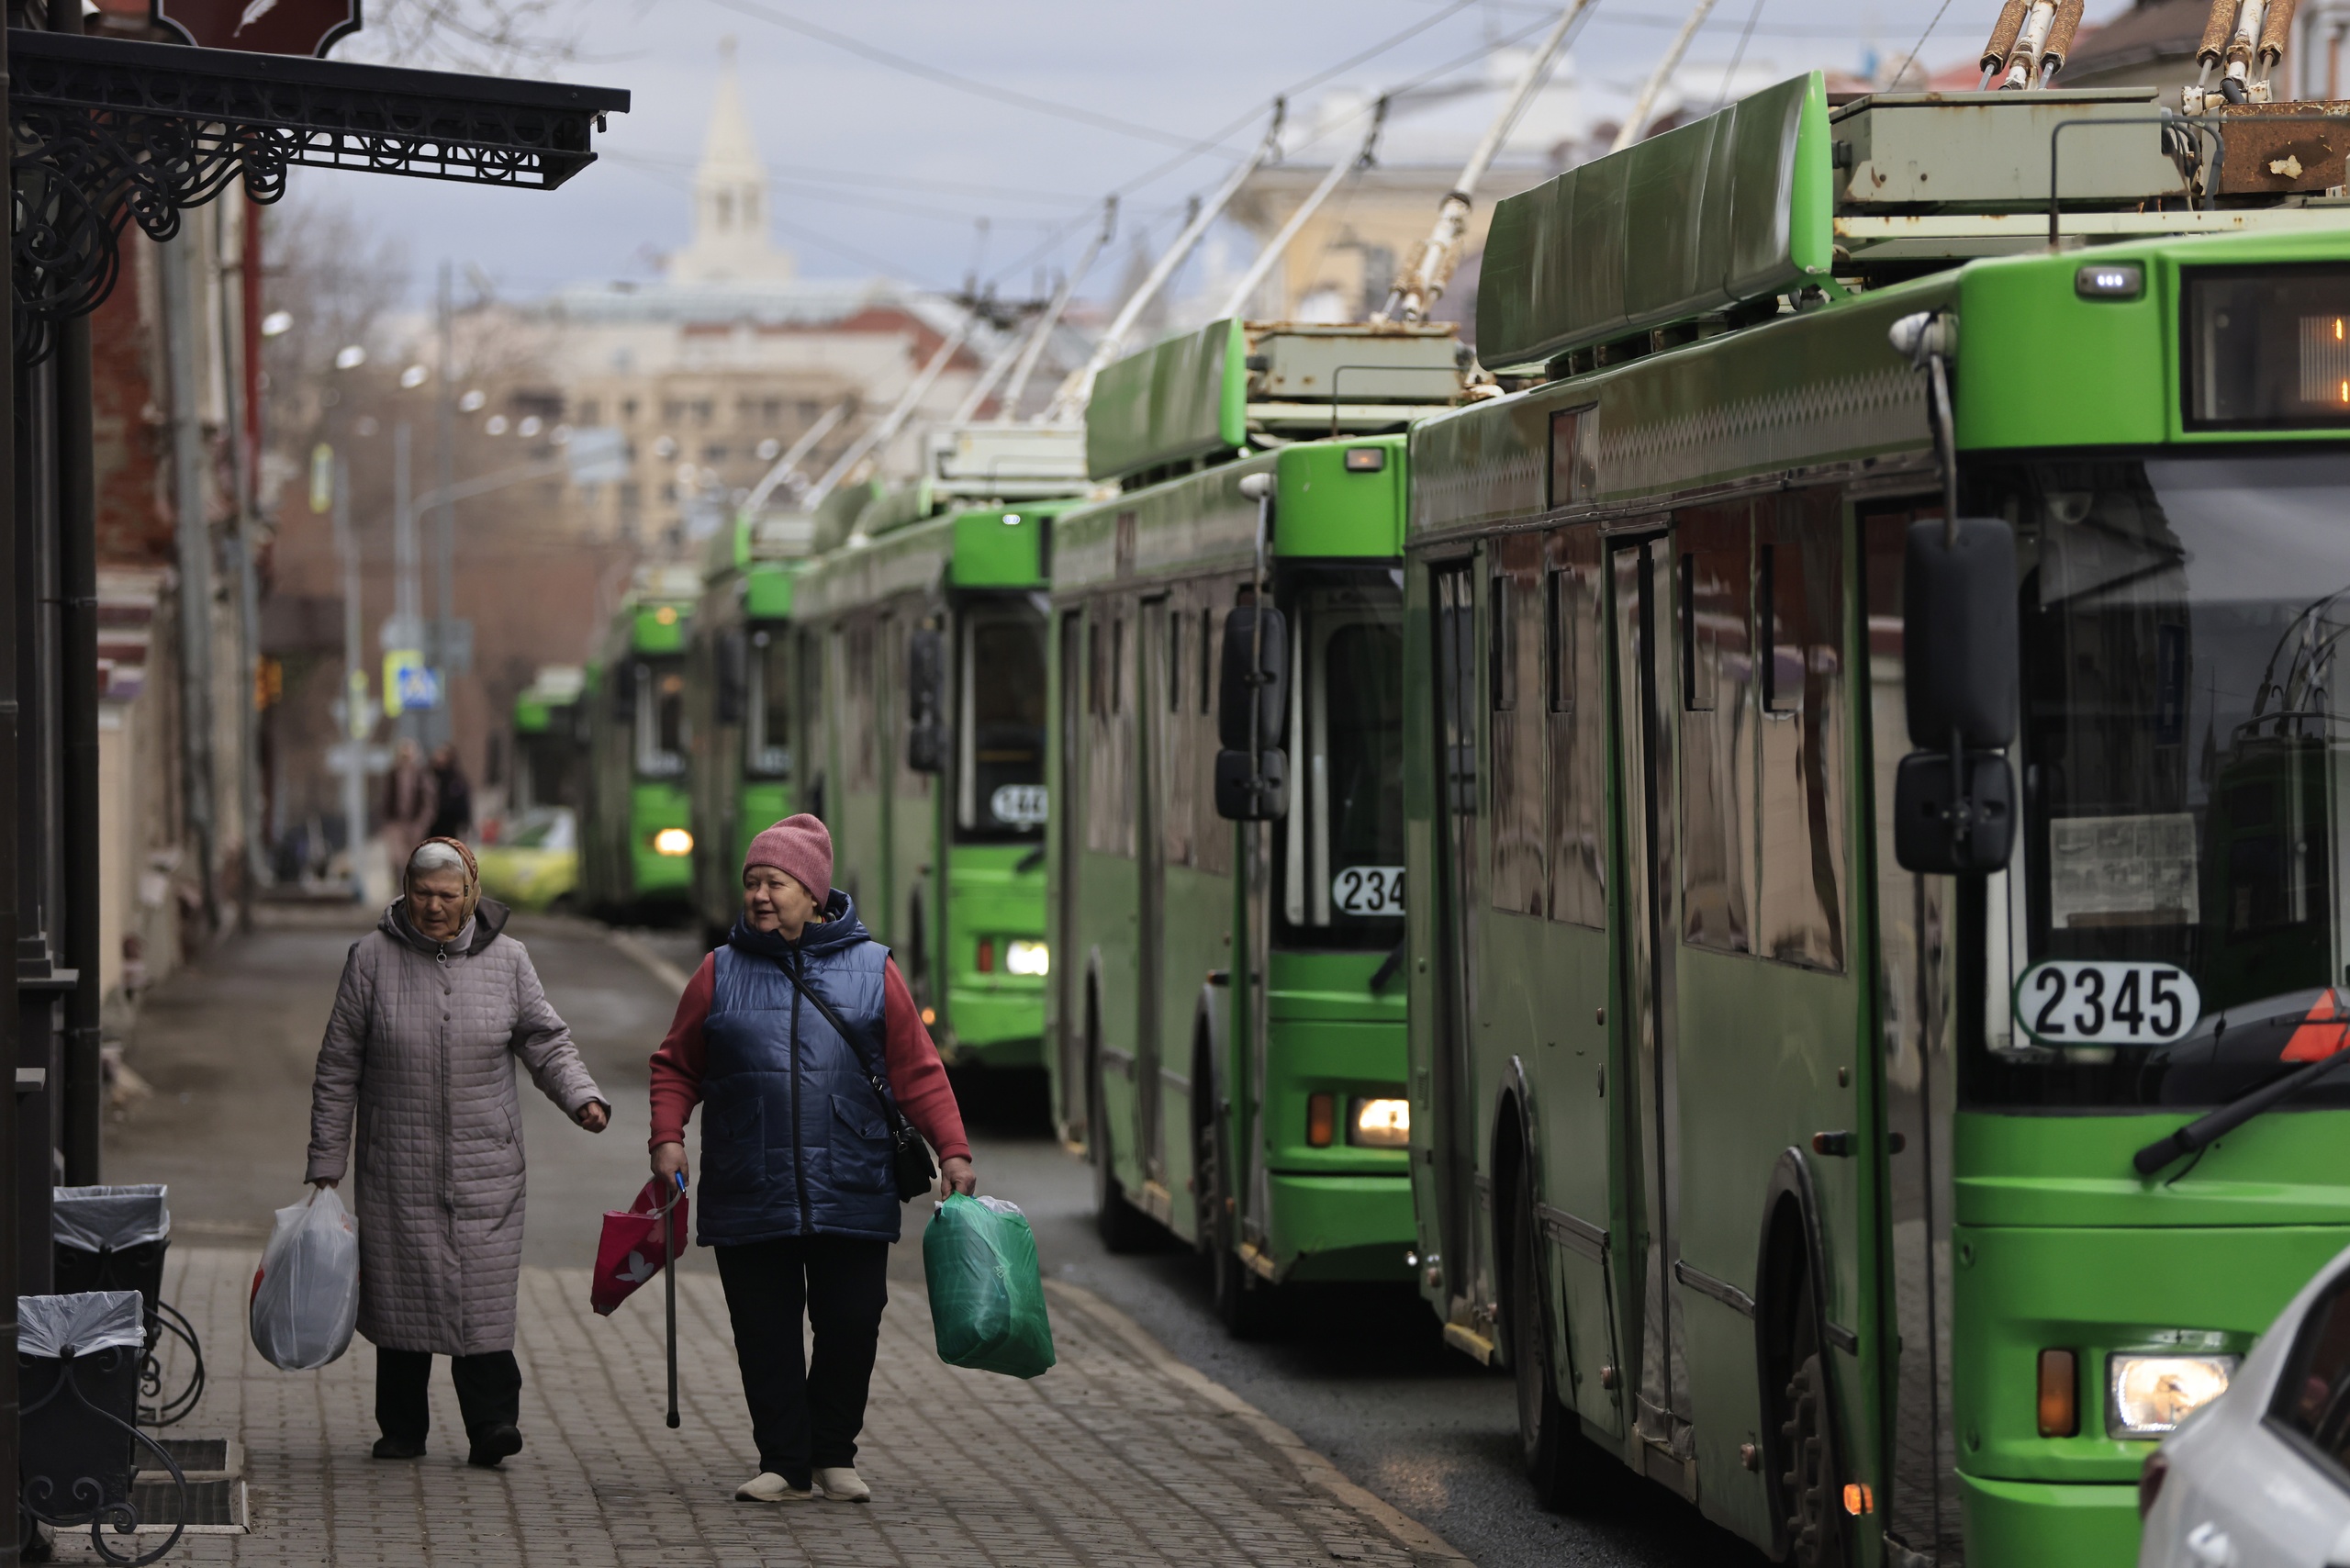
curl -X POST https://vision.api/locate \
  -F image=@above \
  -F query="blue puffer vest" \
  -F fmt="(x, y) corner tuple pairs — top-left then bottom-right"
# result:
(696, 892), (901, 1246)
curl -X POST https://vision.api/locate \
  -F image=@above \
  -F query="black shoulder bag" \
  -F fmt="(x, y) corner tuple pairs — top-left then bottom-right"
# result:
(773, 958), (938, 1203)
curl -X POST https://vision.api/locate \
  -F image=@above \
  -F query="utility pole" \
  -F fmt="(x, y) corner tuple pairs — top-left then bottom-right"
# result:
(0, 17), (20, 1535)
(393, 420), (419, 747)
(162, 229), (219, 932)
(335, 454), (368, 902)
(432, 261), (456, 751)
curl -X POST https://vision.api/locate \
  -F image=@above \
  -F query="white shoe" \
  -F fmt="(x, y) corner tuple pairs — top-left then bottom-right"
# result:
(815, 1466), (870, 1503)
(734, 1472), (813, 1503)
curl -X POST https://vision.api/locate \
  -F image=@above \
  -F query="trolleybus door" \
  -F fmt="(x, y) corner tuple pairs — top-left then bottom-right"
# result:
(1056, 609), (1087, 1140)
(1429, 562), (1482, 1320)
(1136, 595), (1170, 1188)
(1612, 536), (1694, 1462)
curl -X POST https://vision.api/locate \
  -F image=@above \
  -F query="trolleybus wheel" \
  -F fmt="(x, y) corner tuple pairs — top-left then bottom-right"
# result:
(1509, 1161), (1595, 1511)
(1089, 1047), (1156, 1254)
(1777, 1332), (1847, 1568)
(1197, 1097), (1273, 1338)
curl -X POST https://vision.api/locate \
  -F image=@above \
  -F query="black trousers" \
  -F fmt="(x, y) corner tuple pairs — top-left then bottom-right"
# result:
(375, 1346), (522, 1443)
(714, 1235), (890, 1487)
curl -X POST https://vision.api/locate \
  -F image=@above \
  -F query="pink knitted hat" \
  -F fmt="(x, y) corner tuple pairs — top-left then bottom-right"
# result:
(744, 813), (832, 902)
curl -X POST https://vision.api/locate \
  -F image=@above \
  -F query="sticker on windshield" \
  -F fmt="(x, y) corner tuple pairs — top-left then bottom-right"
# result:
(2015, 961), (2200, 1047)
(990, 784), (1048, 827)
(1332, 867), (1404, 916)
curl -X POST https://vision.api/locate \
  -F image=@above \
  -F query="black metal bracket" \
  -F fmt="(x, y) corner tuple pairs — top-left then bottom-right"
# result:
(8, 28), (630, 353)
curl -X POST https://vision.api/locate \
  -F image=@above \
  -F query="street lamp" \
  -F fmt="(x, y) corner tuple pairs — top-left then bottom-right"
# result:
(260, 310), (293, 338)
(333, 344), (366, 370)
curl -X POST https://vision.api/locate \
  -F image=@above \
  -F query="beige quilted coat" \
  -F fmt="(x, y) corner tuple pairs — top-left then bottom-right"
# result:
(306, 900), (604, 1355)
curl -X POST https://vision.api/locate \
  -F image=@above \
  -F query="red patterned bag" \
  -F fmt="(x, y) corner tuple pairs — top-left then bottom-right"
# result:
(590, 1177), (687, 1317)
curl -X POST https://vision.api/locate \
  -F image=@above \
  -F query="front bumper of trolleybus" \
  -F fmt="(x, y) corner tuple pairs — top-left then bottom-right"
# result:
(1258, 953), (1416, 1284)
(1950, 1110), (2350, 1566)
(937, 846), (1047, 1069)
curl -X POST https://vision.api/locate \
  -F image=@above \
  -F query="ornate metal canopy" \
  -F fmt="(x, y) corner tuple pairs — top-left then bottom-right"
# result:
(9, 29), (630, 354)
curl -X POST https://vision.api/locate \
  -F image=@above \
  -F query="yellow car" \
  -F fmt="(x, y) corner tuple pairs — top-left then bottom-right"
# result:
(475, 807), (579, 914)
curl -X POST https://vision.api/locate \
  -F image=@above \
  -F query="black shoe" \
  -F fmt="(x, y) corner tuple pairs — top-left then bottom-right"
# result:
(466, 1424), (523, 1469)
(372, 1436), (427, 1461)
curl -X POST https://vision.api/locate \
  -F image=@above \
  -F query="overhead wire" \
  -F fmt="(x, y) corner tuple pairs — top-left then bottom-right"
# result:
(1713, 0), (1771, 107)
(1894, 0), (1964, 87)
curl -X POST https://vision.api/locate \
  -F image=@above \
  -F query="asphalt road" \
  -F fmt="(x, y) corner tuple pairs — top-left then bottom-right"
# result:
(106, 904), (1767, 1568)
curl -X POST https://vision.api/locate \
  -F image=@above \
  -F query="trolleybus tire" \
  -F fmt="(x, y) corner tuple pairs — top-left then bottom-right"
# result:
(1775, 1308), (1847, 1568)
(1196, 1085), (1274, 1338)
(1508, 1160), (1596, 1512)
(1088, 1044), (1156, 1255)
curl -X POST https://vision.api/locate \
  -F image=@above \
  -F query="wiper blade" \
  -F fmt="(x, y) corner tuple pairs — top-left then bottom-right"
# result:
(1369, 938), (1406, 995)
(2132, 1045), (2350, 1175)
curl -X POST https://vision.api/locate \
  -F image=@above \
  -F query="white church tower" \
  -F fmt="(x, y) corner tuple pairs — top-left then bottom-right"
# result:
(670, 39), (796, 286)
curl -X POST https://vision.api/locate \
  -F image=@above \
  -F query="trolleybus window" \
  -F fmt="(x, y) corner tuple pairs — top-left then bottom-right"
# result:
(1678, 504), (1754, 953)
(1278, 577), (1404, 946)
(958, 602), (1048, 838)
(1547, 524), (1606, 928)
(1970, 453), (2350, 1108)
(634, 660), (687, 779)
(745, 629), (792, 779)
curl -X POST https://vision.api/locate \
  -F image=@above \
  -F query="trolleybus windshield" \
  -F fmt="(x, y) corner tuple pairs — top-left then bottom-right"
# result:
(632, 657), (687, 781)
(1276, 576), (1404, 949)
(958, 600), (1047, 840)
(1970, 452), (2350, 1110)
(745, 628), (792, 780)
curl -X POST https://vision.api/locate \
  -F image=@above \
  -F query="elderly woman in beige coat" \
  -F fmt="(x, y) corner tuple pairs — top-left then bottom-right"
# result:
(307, 836), (610, 1468)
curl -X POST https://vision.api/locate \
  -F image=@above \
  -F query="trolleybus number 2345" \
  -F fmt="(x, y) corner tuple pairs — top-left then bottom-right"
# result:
(2016, 960), (2203, 1047)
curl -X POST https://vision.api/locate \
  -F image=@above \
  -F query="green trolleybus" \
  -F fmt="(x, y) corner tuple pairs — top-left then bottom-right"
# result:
(1049, 318), (1462, 1327)
(510, 663), (587, 818)
(688, 513), (813, 942)
(581, 564), (700, 919)
(796, 424), (1088, 1067)
(1404, 69), (2350, 1566)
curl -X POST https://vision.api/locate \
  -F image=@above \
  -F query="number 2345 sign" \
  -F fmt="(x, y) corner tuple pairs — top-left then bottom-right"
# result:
(2016, 960), (2201, 1047)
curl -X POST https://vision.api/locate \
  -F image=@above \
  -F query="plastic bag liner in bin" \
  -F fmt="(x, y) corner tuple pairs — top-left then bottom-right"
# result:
(20, 1290), (145, 1358)
(922, 1194), (1056, 1379)
(51, 1185), (170, 1253)
(249, 1189), (360, 1372)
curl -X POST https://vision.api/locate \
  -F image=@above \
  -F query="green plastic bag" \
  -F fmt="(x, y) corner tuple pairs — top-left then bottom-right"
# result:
(923, 1193), (1057, 1379)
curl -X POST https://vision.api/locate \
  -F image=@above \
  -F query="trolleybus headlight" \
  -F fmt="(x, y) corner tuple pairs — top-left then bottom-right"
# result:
(2109, 1352), (2235, 1437)
(651, 828), (693, 857)
(1004, 939), (1049, 977)
(1348, 1096), (1411, 1148)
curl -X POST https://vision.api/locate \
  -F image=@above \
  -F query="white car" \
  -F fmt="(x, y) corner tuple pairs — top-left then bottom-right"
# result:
(2141, 1242), (2350, 1567)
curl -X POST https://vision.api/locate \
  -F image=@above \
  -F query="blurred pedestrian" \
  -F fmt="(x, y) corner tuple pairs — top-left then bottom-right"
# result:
(428, 742), (474, 842)
(307, 836), (611, 1468)
(649, 813), (975, 1506)
(381, 739), (433, 866)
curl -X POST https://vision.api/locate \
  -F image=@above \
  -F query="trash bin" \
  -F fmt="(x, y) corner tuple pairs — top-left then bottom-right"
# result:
(17, 1292), (186, 1565)
(50, 1187), (203, 1428)
(51, 1187), (169, 1327)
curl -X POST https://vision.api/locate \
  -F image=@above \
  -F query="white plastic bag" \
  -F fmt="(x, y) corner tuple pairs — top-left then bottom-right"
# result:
(249, 1189), (359, 1371)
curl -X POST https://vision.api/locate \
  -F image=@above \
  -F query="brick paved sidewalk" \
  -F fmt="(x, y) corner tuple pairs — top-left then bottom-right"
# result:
(44, 1244), (1465, 1567)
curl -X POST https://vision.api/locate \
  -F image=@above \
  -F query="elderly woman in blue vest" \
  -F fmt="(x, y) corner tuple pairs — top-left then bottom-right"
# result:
(648, 814), (975, 1505)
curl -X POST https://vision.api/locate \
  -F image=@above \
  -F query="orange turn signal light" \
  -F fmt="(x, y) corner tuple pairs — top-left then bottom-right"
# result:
(976, 938), (995, 974)
(2038, 1349), (2079, 1438)
(1306, 1092), (1335, 1148)
(1841, 1483), (1873, 1516)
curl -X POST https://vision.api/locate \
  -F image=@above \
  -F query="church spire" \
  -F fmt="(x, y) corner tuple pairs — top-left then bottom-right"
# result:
(673, 37), (795, 285)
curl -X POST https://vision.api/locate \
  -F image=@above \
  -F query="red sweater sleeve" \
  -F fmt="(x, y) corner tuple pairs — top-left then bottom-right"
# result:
(647, 954), (715, 1149)
(883, 959), (970, 1162)
(651, 951), (969, 1164)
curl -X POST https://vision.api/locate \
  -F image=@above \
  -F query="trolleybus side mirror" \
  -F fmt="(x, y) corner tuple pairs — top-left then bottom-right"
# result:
(1904, 516), (2016, 752)
(1895, 516), (2018, 874)
(716, 630), (747, 726)
(1216, 606), (1287, 752)
(906, 627), (946, 774)
(610, 660), (639, 723)
(1214, 605), (1290, 822)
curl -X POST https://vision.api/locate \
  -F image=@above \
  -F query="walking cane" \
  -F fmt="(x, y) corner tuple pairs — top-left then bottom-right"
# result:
(665, 1170), (684, 1428)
